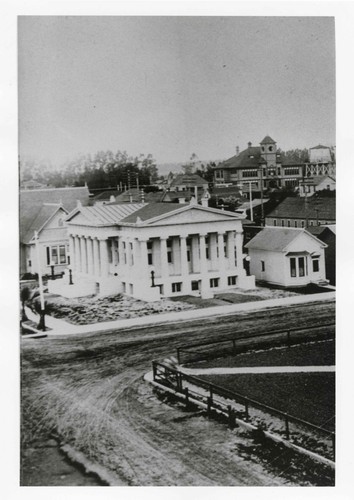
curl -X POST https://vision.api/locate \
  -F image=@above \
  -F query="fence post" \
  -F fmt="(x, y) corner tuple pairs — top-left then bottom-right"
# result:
(207, 396), (212, 416)
(152, 361), (157, 381)
(177, 372), (183, 392)
(244, 400), (249, 420)
(285, 414), (290, 440)
(209, 385), (213, 400)
(228, 405), (236, 429)
(287, 330), (291, 348)
(184, 387), (189, 407)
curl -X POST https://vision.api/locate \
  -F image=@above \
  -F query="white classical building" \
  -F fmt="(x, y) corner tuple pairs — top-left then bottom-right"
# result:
(49, 201), (255, 301)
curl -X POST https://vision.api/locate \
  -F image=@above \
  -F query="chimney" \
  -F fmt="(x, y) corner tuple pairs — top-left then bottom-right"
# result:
(109, 195), (115, 203)
(248, 142), (252, 148)
(236, 146), (239, 156)
(140, 189), (145, 203)
(129, 194), (133, 203)
(179, 197), (186, 204)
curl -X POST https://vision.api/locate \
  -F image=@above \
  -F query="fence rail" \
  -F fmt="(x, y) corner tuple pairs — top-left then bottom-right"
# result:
(176, 322), (335, 364)
(152, 360), (335, 460)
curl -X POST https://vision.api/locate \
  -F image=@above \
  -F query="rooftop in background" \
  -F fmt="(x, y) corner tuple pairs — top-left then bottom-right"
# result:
(266, 196), (336, 221)
(20, 186), (91, 243)
(169, 173), (209, 188)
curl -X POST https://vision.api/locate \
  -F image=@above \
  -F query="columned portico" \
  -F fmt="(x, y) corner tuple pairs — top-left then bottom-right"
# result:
(54, 201), (255, 300)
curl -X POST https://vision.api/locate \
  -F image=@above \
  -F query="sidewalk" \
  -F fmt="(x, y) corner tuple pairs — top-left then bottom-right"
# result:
(23, 291), (335, 338)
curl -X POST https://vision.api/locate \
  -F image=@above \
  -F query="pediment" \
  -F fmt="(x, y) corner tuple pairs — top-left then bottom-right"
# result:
(147, 207), (240, 226)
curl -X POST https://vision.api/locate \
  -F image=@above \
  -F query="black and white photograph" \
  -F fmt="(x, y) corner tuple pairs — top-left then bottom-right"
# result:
(2, 0), (353, 495)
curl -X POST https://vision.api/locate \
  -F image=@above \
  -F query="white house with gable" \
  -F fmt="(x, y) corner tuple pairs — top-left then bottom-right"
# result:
(49, 201), (255, 301)
(245, 227), (327, 288)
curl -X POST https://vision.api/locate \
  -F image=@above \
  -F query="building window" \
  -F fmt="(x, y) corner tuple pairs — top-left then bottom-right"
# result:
(287, 220), (291, 227)
(46, 244), (68, 265)
(167, 239), (173, 263)
(242, 169), (258, 178)
(215, 169), (224, 179)
(290, 257), (296, 277)
(172, 282), (182, 293)
(261, 260), (265, 272)
(312, 259), (319, 272)
(284, 167), (300, 176)
(205, 235), (210, 259)
(290, 256), (308, 278)
(28, 260), (31, 267)
(129, 284), (134, 294)
(129, 242), (134, 266)
(301, 220), (305, 228)
(210, 278), (219, 288)
(273, 220), (277, 226)
(228, 276), (237, 286)
(147, 240), (153, 265)
(294, 220), (298, 228)
(191, 280), (200, 291)
(281, 220), (285, 227)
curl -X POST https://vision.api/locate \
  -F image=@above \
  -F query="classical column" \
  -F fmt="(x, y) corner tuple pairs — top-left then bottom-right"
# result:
(99, 239), (109, 277)
(125, 239), (131, 267)
(80, 236), (87, 274)
(191, 235), (199, 273)
(74, 235), (81, 272)
(227, 231), (236, 269)
(235, 230), (244, 270)
(199, 233), (208, 276)
(160, 237), (169, 278)
(68, 235), (75, 270)
(209, 233), (218, 270)
(217, 231), (226, 271)
(87, 237), (94, 275)
(180, 235), (189, 276)
(93, 237), (100, 277)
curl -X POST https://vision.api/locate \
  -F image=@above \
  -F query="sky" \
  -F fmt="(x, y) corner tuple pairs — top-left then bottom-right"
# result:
(18, 16), (335, 166)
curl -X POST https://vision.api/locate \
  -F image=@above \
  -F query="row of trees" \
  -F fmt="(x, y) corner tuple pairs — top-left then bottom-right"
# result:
(20, 150), (159, 190)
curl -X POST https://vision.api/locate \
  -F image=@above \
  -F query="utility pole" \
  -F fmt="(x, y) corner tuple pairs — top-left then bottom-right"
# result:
(259, 168), (264, 226)
(249, 181), (254, 222)
(34, 231), (46, 331)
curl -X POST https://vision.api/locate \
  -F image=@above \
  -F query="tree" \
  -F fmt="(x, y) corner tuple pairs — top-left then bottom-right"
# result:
(20, 286), (31, 322)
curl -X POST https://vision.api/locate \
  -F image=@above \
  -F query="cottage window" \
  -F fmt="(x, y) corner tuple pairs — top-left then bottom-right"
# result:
(261, 260), (265, 272)
(298, 257), (305, 277)
(228, 276), (237, 286)
(281, 220), (285, 227)
(287, 220), (291, 227)
(294, 221), (298, 228)
(312, 259), (319, 272)
(301, 220), (305, 228)
(273, 220), (277, 226)
(46, 244), (68, 265)
(290, 258), (296, 277)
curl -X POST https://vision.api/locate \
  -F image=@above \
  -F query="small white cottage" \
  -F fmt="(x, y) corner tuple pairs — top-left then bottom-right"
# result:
(245, 227), (328, 288)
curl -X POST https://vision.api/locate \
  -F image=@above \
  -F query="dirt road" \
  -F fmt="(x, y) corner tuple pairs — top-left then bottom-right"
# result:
(21, 300), (335, 486)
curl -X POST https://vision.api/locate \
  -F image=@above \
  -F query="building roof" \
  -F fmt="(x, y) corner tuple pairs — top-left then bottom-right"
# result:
(20, 186), (91, 213)
(112, 189), (164, 204)
(20, 203), (67, 244)
(310, 144), (330, 150)
(245, 227), (324, 252)
(216, 144), (304, 171)
(307, 224), (336, 237)
(260, 135), (276, 145)
(266, 197), (336, 221)
(20, 186), (90, 245)
(212, 186), (243, 198)
(169, 173), (208, 188)
(66, 203), (145, 225)
(121, 203), (189, 223)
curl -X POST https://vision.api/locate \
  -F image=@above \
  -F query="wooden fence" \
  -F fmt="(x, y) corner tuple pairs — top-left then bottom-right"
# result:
(176, 323), (335, 364)
(152, 360), (335, 461)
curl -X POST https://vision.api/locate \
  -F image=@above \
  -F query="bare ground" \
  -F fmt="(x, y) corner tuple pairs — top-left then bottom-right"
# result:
(20, 299), (335, 486)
